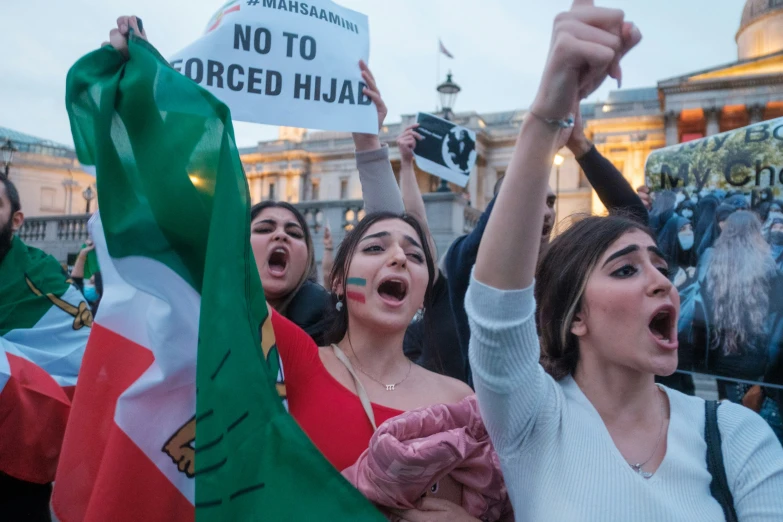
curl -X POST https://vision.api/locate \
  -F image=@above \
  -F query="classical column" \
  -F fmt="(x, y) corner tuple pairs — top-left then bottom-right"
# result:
(747, 103), (765, 124)
(252, 177), (264, 204)
(704, 107), (722, 136)
(664, 111), (680, 146)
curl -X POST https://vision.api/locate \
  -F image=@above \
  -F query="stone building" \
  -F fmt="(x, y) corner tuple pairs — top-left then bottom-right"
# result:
(0, 127), (95, 218)
(11, 0), (783, 264)
(238, 0), (783, 224)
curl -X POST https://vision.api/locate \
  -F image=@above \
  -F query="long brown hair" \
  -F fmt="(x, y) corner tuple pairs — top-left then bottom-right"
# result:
(321, 212), (435, 346)
(706, 210), (775, 355)
(250, 201), (316, 314)
(535, 214), (655, 380)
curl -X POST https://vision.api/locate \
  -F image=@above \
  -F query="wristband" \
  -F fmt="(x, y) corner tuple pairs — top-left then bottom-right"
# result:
(528, 110), (575, 129)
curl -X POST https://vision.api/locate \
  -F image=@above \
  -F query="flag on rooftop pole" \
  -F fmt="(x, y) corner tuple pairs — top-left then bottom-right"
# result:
(51, 31), (383, 522)
(439, 39), (454, 59)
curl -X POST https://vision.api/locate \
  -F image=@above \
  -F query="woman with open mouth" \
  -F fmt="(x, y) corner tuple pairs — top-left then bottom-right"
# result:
(466, 3), (783, 520)
(267, 210), (482, 520)
(249, 61), (407, 344)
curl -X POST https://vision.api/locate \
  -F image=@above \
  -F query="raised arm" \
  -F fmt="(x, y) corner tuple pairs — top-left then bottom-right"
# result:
(467, 2), (640, 453)
(397, 124), (438, 263)
(71, 241), (94, 281)
(352, 62), (404, 215)
(566, 112), (648, 224)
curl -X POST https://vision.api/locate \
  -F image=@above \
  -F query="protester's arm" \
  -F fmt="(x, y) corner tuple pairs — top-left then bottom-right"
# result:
(352, 62), (404, 215)
(397, 124), (438, 263)
(469, 4), (640, 454)
(71, 242), (94, 280)
(566, 112), (648, 224)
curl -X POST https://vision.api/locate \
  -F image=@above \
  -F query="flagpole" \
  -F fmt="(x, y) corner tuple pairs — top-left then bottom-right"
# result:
(436, 38), (441, 111)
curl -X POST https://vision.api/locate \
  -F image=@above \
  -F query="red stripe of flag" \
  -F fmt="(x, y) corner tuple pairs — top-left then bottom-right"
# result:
(0, 353), (71, 484)
(52, 323), (192, 521)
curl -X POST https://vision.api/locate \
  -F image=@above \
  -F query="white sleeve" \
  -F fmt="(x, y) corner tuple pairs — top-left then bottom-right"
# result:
(719, 400), (783, 521)
(466, 274), (562, 458)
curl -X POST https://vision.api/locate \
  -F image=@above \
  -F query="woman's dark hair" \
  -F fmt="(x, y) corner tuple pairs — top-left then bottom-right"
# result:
(657, 214), (695, 271)
(249, 200), (316, 313)
(648, 189), (676, 235)
(535, 214), (656, 380)
(321, 212), (436, 346)
(706, 210), (774, 355)
(697, 203), (736, 257)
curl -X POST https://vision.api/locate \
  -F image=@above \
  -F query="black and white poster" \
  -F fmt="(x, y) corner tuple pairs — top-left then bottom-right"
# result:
(644, 118), (783, 425)
(413, 112), (477, 188)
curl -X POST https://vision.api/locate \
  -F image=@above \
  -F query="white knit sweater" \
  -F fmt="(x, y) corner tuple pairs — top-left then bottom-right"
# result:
(466, 276), (783, 521)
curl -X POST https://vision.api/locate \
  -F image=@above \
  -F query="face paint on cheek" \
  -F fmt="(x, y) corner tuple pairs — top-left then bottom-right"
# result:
(346, 291), (366, 304)
(345, 278), (367, 304)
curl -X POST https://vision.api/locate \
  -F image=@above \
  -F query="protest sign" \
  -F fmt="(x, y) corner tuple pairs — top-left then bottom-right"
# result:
(644, 118), (783, 394)
(169, 0), (377, 134)
(413, 112), (477, 188)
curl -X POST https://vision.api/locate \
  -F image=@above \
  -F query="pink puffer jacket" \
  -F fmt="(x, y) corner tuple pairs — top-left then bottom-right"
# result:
(342, 395), (513, 521)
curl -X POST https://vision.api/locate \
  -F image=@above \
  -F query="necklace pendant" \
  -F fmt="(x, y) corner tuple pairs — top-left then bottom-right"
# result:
(385, 384), (395, 391)
(631, 464), (653, 479)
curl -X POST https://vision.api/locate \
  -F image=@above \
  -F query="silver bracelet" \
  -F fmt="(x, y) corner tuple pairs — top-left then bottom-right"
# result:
(529, 111), (575, 129)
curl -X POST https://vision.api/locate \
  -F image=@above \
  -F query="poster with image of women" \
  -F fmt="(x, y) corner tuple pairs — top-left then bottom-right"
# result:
(645, 118), (783, 440)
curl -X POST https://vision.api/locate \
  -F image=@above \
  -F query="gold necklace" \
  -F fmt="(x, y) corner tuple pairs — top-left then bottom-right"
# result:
(349, 342), (412, 391)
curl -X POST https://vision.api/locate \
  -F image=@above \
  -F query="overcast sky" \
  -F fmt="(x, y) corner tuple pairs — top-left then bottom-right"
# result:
(1, 0), (745, 148)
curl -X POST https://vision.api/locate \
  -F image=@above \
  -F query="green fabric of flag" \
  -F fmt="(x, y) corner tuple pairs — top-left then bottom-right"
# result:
(65, 33), (383, 520)
(0, 236), (74, 336)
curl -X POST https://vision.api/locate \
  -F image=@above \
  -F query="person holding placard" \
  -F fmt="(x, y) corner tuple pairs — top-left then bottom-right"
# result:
(248, 59), (408, 343)
(106, 18), (407, 346)
(465, 2), (783, 520)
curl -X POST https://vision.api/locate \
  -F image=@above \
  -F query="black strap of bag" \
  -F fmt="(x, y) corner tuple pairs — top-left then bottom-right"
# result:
(705, 400), (738, 522)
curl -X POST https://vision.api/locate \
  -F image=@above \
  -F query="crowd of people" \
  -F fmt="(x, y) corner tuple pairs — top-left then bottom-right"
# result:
(4, 2), (783, 520)
(637, 184), (783, 442)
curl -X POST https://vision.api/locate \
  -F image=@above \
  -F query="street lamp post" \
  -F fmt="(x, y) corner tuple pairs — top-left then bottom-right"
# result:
(82, 185), (95, 214)
(435, 72), (462, 193)
(553, 154), (564, 221)
(1, 138), (17, 178)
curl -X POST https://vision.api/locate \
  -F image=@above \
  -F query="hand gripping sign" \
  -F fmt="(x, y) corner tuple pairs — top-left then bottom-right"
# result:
(170, 0), (376, 134)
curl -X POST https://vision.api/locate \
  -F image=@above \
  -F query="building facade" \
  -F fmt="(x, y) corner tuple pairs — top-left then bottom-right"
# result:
(6, 0), (783, 230)
(1, 127), (95, 218)
(238, 0), (783, 226)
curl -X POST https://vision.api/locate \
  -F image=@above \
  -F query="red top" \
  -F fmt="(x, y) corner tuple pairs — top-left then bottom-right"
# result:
(271, 311), (404, 471)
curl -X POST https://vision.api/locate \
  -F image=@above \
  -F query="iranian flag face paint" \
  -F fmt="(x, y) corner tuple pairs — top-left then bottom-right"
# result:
(346, 277), (366, 304)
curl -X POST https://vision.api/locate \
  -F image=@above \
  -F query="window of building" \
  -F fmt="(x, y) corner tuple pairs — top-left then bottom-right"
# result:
(311, 179), (320, 201)
(268, 182), (276, 201)
(340, 178), (349, 200)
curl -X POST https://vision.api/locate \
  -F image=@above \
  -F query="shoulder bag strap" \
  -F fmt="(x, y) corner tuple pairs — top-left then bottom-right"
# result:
(331, 344), (377, 431)
(705, 400), (738, 522)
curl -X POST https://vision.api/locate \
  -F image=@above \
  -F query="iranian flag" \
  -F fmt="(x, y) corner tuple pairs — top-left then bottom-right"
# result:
(51, 32), (383, 521)
(0, 236), (91, 484)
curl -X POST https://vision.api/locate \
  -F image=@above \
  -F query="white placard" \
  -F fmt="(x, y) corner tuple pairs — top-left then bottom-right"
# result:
(169, 0), (376, 134)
